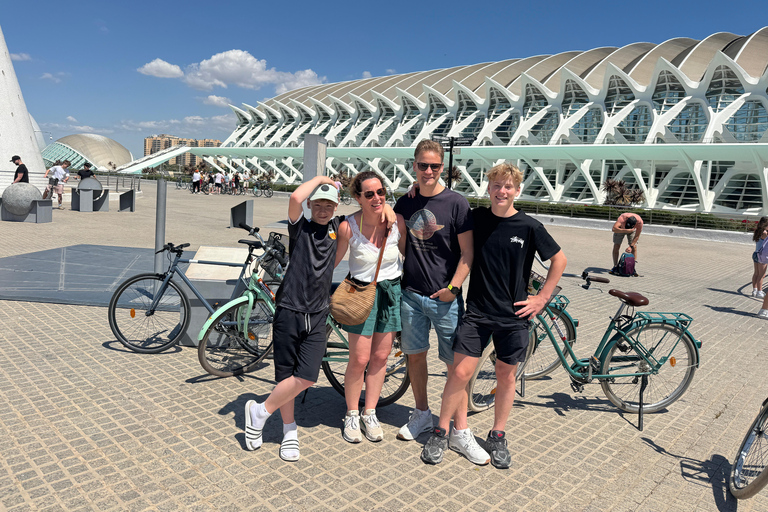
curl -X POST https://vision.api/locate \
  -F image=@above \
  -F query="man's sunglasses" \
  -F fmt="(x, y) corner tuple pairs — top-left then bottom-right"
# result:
(363, 188), (387, 199)
(416, 162), (442, 171)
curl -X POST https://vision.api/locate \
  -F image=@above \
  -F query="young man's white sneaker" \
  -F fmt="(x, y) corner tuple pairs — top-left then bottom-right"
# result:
(397, 408), (433, 441)
(343, 411), (363, 443)
(361, 409), (384, 442)
(758, 291), (766, 299)
(757, 308), (768, 320)
(449, 427), (490, 465)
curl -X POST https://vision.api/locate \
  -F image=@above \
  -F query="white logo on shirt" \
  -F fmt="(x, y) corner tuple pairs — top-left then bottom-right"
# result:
(510, 236), (525, 248)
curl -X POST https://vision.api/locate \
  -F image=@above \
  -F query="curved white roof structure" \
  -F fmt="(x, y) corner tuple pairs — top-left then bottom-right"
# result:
(194, 28), (768, 213)
(42, 134), (133, 171)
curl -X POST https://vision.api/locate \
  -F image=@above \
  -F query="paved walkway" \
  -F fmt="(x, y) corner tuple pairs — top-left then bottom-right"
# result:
(1, 182), (767, 511)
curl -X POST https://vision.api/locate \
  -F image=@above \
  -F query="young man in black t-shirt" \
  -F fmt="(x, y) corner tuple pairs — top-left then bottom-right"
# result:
(11, 155), (29, 183)
(77, 163), (95, 180)
(422, 162), (567, 468)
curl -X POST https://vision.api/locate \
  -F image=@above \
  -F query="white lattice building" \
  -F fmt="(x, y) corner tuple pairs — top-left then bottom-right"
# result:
(207, 28), (768, 213)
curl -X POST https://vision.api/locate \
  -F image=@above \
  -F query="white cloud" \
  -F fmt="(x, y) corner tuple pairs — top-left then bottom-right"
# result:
(72, 125), (95, 132)
(11, 53), (31, 61)
(66, 116), (78, 122)
(137, 58), (184, 78)
(41, 72), (62, 83)
(184, 116), (205, 126)
(362, 71), (372, 79)
(140, 50), (324, 94)
(202, 95), (232, 108)
(386, 68), (397, 75)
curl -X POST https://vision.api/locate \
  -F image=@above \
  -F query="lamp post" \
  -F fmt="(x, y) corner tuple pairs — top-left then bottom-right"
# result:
(430, 135), (476, 190)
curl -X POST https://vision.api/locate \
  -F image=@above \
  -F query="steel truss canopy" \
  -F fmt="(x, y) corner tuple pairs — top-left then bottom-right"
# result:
(122, 27), (768, 213)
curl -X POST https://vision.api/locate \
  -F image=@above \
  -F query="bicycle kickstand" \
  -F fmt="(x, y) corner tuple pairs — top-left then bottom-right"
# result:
(517, 374), (526, 399)
(637, 374), (648, 431)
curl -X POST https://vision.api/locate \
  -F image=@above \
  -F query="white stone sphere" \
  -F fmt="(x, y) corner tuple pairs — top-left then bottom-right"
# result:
(2, 183), (43, 216)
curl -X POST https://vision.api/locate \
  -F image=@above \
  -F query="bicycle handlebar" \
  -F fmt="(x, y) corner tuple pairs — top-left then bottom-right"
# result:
(238, 222), (260, 235)
(155, 242), (190, 254)
(590, 277), (610, 283)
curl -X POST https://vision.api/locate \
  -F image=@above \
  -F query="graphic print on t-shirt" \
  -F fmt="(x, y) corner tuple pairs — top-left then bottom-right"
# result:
(406, 209), (444, 241)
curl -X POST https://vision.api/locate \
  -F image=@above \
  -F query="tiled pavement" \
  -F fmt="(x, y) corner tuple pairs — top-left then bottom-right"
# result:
(1, 182), (767, 511)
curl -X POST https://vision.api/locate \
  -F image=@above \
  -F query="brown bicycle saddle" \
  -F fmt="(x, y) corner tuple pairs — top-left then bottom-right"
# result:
(608, 289), (649, 307)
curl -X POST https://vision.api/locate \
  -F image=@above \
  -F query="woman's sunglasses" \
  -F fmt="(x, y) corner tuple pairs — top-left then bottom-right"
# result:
(363, 188), (387, 199)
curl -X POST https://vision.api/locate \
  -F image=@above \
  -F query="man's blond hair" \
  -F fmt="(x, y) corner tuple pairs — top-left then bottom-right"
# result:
(414, 139), (444, 162)
(487, 162), (523, 188)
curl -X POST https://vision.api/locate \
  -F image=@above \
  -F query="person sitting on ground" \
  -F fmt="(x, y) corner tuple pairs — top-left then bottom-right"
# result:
(334, 171), (407, 444)
(612, 212), (643, 266)
(243, 177), (396, 462)
(751, 216), (768, 299)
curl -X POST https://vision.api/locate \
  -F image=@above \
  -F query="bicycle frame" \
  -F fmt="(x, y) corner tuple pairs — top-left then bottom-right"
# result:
(535, 299), (701, 382)
(147, 249), (255, 318)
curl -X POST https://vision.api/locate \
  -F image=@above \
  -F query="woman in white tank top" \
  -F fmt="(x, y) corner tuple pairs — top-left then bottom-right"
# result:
(334, 171), (407, 443)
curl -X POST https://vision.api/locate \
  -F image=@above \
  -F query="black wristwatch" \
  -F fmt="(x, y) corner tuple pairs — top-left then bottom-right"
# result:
(447, 284), (460, 296)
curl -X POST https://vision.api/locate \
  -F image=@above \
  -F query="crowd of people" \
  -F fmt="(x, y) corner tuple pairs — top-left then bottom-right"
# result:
(188, 169), (262, 195)
(241, 139), (567, 468)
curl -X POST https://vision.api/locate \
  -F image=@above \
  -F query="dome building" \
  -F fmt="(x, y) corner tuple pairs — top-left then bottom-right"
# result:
(197, 27), (768, 213)
(42, 134), (133, 171)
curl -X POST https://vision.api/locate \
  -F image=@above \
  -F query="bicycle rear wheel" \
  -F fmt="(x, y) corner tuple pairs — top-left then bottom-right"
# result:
(321, 325), (410, 407)
(600, 323), (697, 413)
(524, 309), (575, 379)
(108, 273), (190, 353)
(467, 330), (534, 412)
(198, 299), (274, 377)
(730, 400), (768, 499)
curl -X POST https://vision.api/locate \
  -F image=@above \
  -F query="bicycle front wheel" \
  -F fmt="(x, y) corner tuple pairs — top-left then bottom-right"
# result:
(730, 401), (768, 499)
(467, 330), (534, 412)
(600, 323), (697, 413)
(321, 326), (410, 407)
(108, 273), (190, 353)
(198, 299), (274, 377)
(263, 187), (274, 198)
(524, 309), (575, 380)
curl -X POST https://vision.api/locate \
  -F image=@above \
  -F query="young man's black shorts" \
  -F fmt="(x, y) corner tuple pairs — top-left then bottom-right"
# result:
(272, 306), (328, 382)
(453, 309), (530, 365)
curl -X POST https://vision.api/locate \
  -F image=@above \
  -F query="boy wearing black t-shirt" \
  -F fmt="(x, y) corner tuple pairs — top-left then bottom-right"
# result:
(422, 163), (566, 468)
(244, 176), (342, 462)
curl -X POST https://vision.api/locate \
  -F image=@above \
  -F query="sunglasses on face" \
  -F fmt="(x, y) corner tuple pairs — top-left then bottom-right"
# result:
(416, 162), (442, 171)
(363, 188), (387, 199)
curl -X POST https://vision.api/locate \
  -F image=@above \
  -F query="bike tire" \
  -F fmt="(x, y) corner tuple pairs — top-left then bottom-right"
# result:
(202, 184), (210, 195)
(263, 187), (274, 198)
(467, 330), (534, 412)
(600, 323), (697, 413)
(108, 273), (190, 353)
(524, 309), (576, 380)
(198, 299), (274, 377)
(253, 187), (262, 197)
(730, 400), (768, 499)
(321, 325), (410, 407)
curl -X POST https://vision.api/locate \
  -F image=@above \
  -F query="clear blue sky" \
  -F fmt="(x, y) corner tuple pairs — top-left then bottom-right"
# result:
(3, 0), (766, 159)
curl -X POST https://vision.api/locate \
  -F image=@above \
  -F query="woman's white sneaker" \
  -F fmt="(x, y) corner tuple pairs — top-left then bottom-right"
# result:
(361, 409), (384, 442)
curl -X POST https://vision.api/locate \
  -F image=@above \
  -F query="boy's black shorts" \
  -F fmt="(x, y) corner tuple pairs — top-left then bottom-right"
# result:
(272, 306), (329, 383)
(453, 309), (530, 365)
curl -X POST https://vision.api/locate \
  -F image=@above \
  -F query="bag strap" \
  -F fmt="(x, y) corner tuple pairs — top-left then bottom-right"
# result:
(371, 227), (391, 285)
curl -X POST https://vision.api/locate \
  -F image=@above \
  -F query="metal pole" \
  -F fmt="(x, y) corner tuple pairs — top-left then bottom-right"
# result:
(154, 179), (167, 274)
(446, 137), (454, 190)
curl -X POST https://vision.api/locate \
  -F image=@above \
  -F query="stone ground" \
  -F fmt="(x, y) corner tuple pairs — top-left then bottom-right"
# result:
(0, 182), (767, 511)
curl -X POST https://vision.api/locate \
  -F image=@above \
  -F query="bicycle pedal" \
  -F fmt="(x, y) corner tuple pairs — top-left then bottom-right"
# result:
(570, 381), (584, 393)
(589, 356), (601, 375)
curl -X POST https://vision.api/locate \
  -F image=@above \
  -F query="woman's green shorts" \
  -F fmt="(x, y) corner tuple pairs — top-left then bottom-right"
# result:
(341, 278), (401, 336)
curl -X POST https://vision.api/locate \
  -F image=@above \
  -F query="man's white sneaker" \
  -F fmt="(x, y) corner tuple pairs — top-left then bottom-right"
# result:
(757, 309), (768, 320)
(397, 408), (433, 441)
(361, 409), (384, 442)
(449, 427), (490, 465)
(758, 291), (766, 299)
(343, 411), (363, 443)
